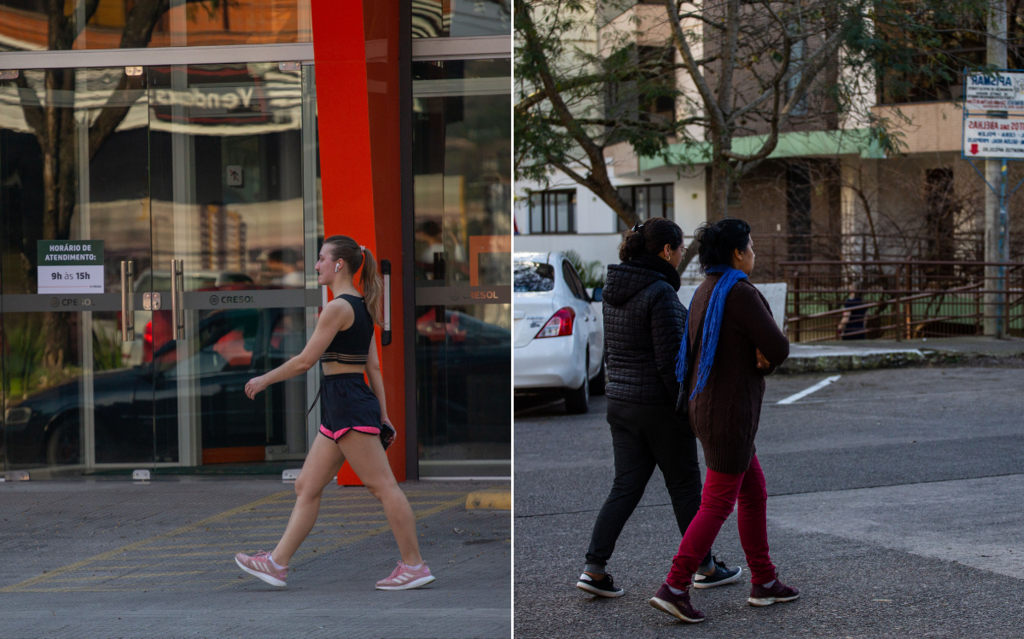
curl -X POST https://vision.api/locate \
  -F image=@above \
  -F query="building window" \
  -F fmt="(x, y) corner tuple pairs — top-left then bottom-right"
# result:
(615, 183), (674, 231)
(529, 190), (576, 234)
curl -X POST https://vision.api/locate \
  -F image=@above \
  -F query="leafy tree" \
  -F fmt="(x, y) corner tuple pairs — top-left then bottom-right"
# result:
(563, 249), (606, 288)
(515, 0), (994, 267)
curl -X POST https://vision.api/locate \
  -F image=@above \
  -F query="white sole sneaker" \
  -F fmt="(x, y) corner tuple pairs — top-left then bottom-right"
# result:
(376, 574), (436, 590)
(648, 597), (704, 623)
(235, 557), (287, 588)
(748, 593), (799, 607)
(576, 580), (624, 597)
(692, 565), (743, 589)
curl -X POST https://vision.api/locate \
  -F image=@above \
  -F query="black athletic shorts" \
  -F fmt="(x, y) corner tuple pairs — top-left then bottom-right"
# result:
(317, 373), (391, 446)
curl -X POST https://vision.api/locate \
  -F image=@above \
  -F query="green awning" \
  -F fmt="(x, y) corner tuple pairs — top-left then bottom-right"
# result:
(640, 128), (886, 171)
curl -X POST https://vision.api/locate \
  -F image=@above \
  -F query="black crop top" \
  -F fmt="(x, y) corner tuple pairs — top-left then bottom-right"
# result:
(320, 294), (375, 365)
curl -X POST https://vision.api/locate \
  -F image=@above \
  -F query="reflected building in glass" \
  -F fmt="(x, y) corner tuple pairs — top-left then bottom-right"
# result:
(0, 0), (510, 479)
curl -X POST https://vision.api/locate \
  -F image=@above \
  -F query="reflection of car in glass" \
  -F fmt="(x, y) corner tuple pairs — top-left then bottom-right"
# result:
(4, 307), (305, 467)
(414, 306), (511, 447)
(121, 269), (257, 365)
(513, 252), (604, 414)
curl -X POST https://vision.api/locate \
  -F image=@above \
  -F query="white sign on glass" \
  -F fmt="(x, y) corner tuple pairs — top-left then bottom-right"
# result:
(37, 240), (105, 294)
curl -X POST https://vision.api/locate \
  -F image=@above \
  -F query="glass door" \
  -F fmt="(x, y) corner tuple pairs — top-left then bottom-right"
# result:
(146, 62), (311, 467)
(412, 58), (512, 476)
(0, 61), (313, 474)
(0, 66), (155, 475)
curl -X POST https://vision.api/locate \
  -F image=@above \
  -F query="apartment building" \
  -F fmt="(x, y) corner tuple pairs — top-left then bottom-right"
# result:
(515, 0), (1023, 284)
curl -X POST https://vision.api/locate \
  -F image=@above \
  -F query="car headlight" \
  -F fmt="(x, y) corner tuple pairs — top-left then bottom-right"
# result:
(5, 407), (33, 425)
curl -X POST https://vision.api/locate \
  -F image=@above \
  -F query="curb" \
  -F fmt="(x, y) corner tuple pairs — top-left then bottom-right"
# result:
(779, 348), (1024, 373)
(779, 349), (925, 374)
(466, 490), (511, 510)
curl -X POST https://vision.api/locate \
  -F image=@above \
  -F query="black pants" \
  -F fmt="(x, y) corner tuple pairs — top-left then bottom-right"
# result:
(585, 399), (708, 571)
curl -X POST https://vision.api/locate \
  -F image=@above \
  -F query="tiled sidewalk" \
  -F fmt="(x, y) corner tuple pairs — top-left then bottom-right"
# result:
(0, 478), (510, 638)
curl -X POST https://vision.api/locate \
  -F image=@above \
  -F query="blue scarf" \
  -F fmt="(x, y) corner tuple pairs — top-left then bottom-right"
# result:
(674, 265), (748, 400)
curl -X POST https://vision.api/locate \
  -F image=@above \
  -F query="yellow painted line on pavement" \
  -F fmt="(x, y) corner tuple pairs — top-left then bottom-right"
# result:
(0, 490), (291, 593)
(291, 494), (468, 560)
(466, 489), (511, 510)
(3, 487), (477, 594)
(47, 571), (208, 582)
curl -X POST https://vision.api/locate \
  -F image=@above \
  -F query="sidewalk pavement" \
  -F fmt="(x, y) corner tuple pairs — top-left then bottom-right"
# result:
(0, 477), (510, 639)
(780, 336), (1024, 373)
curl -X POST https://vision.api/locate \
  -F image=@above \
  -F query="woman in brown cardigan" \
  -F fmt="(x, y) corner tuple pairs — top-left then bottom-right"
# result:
(648, 218), (799, 623)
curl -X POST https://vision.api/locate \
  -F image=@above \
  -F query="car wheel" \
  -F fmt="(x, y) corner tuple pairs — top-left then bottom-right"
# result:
(564, 353), (590, 414)
(46, 418), (81, 466)
(589, 356), (606, 396)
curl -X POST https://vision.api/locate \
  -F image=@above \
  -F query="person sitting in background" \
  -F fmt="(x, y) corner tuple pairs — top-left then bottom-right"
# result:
(836, 284), (867, 340)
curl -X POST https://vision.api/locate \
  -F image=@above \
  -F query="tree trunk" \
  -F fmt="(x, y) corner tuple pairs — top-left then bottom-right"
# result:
(707, 149), (732, 221)
(40, 67), (78, 367)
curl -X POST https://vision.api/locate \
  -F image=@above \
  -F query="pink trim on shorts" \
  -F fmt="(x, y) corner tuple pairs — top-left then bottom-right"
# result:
(319, 424), (381, 441)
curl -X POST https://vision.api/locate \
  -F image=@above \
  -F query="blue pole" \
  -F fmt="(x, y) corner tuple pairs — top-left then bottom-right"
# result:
(999, 159), (1008, 338)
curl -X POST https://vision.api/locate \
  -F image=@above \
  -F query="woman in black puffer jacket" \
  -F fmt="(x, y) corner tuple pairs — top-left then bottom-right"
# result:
(576, 218), (740, 599)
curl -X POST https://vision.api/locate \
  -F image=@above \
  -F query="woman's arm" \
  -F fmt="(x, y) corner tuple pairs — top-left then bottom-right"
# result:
(649, 284), (687, 399)
(836, 307), (851, 337)
(244, 301), (350, 399)
(733, 283), (789, 371)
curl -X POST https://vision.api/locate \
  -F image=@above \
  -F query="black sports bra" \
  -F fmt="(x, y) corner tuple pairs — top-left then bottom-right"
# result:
(320, 294), (374, 365)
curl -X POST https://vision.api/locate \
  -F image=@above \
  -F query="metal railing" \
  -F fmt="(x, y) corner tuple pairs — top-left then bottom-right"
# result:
(748, 233), (997, 282)
(782, 260), (1024, 342)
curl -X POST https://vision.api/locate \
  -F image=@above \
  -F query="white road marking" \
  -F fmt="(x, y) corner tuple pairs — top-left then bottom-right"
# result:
(777, 375), (841, 405)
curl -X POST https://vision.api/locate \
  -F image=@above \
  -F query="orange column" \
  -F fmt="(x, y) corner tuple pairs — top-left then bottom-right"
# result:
(310, 0), (406, 483)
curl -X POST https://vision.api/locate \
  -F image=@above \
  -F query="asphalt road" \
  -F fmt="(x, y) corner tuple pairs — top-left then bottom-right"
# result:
(514, 368), (1024, 638)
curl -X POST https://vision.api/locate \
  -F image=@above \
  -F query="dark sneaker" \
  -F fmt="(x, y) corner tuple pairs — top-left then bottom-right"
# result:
(576, 572), (624, 597)
(748, 577), (800, 607)
(692, 556), (743, 589)
(648, 583), (705, 623)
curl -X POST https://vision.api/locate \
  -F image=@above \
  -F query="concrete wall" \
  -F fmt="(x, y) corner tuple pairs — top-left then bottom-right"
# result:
(513, 232), (623, 268)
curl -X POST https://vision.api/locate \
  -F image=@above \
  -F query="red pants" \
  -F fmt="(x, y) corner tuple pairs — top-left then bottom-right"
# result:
(666, 455), (776, 588)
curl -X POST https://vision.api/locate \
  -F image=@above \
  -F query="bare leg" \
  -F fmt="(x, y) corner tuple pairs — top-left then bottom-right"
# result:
(338, 432), (423, 566)
(271, 435), (345, 566)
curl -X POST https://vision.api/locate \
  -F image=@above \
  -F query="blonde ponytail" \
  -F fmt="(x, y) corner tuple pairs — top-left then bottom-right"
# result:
(360, 247), (384, 328)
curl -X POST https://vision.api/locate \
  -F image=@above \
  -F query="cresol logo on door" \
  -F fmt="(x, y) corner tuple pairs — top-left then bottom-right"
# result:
(211, 294), (255, 306)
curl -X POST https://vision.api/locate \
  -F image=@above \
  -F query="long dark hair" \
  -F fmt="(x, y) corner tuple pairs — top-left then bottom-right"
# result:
(323, 235), (384, 327)
(618, 217), (684, 261)
(695, 218), (751, 274)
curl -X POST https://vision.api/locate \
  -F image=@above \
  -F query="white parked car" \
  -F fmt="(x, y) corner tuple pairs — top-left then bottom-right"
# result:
(513, 252), (604, 414)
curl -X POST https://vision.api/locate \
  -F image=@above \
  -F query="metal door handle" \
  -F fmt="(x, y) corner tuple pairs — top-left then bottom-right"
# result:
(433, 252), (446, 325)
(171, 259), (184, 340)
(381, 259), (392, 346)
(120, 260), (134, 341)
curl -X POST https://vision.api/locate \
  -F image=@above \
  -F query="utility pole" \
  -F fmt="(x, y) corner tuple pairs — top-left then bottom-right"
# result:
(985, 0), (1008, 337)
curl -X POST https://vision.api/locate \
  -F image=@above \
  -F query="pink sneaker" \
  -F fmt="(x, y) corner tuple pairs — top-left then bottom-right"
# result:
(375, 560), (435, 590)
(235, 551), (287, 587)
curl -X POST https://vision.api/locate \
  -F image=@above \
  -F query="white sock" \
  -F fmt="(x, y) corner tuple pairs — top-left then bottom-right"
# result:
(269, 555), (286, 570)
(761, 579), (776, 588)
(667, 585), (685, 596)
(406, 562), (423, 570)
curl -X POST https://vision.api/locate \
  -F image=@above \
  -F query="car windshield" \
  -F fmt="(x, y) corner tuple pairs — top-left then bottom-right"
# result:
(514, 262), (555, 292)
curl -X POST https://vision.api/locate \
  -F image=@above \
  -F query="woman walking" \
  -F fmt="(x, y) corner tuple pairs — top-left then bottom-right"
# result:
(577, 217), (740, 598)
(234, 235), (433, 591)
(649, 218), (796, 623)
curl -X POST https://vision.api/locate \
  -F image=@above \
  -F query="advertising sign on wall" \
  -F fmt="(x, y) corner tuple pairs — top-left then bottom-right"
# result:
(962, 116), (1024, 160)
(965, 71), (1024, 113)
(37, 240), (105, 294)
